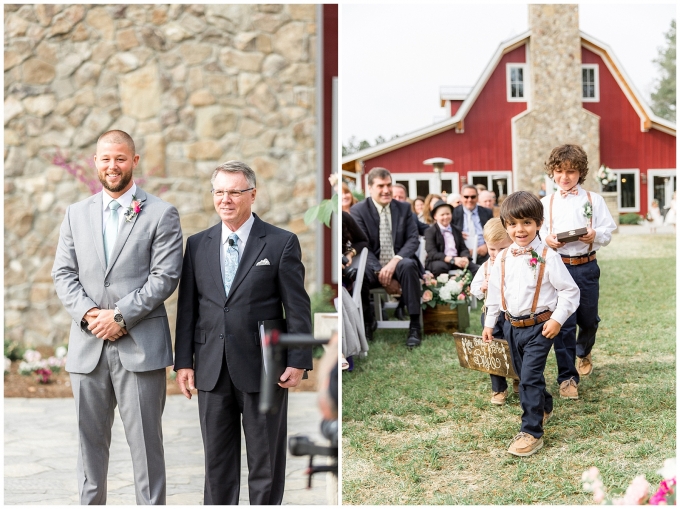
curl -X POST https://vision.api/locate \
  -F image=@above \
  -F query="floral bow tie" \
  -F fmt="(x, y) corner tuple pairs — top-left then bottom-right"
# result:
(511, 246), (533, 256)
(560, 187), (579, 197)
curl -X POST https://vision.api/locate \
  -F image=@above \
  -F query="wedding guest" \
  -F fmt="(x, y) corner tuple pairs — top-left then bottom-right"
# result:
(393, 183), (428, 235)
(540, 144), (616, 400)
(470, 218), (517, 405)
(412, 196), (426, 221)
(422, 193), (442, 225)
(447, 193), (462, 208)
(648, 199), (663, 234)
(483, 191), (579, 457)
(424, 200), (476, 276)
(342, 181), (358, 213)
(452, 184), (493, 264)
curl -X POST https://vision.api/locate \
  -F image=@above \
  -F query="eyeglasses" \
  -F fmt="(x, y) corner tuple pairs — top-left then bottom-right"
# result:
(462, 195), (478, 199)
(211, 187), (254, 199)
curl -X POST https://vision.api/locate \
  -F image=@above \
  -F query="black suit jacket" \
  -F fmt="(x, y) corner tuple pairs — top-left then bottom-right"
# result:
(350, 198), (420, 273)
(423, 223), (470, 271)
(452, 205), (493, 241)
(174, 214), (313, 393)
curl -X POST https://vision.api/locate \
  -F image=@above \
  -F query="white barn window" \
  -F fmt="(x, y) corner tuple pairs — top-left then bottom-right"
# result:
(582, 64), (599, 102)
(506, 64), (528, 102)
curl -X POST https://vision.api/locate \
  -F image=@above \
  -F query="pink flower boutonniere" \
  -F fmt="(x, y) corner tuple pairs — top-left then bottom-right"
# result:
(124, 195), (142, 222)
(528, 249), (546, 272)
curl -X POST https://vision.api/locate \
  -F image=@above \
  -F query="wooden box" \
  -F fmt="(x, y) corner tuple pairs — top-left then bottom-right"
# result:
(423, 303), (469, 335)
(556, 227), (588, 243)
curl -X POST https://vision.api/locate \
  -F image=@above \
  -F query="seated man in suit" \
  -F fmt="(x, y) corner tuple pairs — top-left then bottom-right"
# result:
(424, 200), (479, 277)
(392, 183), (429, 235)
(452, 184), (493, 265)
(350, 167), (423, 348)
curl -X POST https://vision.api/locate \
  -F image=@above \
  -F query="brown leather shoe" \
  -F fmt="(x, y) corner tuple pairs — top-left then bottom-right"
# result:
(543, 410), (553, 426)
(490, 390), (508, 405)
(507, 432), (543, 457)
(512, 379), (520, 394)
(559, 378), (579, 400)
(576, 354), (593, 376)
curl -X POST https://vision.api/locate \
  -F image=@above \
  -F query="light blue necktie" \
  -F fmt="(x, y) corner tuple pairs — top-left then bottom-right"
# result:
(224, 233), (239, 297)
(104, 200), (121, 266)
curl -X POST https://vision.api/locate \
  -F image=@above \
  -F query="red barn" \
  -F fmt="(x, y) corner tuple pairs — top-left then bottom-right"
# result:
(342, 9), (675, 218)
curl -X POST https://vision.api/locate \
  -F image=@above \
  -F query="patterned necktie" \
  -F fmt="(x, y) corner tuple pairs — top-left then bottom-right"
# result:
(104, 200), (121, 266)
(379, 207), (395, 267)
(560, 186), (579, 197)
(511, 246), (533, 256)
(224, 233), (240, 297)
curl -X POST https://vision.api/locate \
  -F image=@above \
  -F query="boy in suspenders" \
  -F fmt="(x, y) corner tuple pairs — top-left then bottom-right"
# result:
(470, 218), (517, 405)
(541, 145), (617, 400)
(483, 192), (579, 457)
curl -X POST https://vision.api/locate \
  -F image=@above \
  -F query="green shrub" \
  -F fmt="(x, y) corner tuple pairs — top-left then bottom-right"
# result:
(620, 213), (643, 225)
(4, 338), (25, 361)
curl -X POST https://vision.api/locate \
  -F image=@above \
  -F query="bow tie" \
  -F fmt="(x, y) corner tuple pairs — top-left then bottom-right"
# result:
(560, 187), (579, 197)
(511, 246), (534, 256)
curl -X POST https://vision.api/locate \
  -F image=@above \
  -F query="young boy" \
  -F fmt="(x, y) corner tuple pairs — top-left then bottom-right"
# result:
(470, 218), (518, 405)
(540, 145), (616, 400)
(483, 191), (579, 457)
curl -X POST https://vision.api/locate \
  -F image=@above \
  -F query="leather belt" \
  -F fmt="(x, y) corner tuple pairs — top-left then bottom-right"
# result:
(561, 252), (596, 266)
(505, 310), (553, 328)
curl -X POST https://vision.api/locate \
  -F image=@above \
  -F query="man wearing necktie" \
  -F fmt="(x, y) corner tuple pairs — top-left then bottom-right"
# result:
(452, 184), (493, 265)
(52, 130), (183, 504)
(174, 160), (313, 505)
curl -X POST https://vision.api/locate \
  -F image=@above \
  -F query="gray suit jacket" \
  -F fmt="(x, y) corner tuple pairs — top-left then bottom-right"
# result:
(52, 187), (183, 374)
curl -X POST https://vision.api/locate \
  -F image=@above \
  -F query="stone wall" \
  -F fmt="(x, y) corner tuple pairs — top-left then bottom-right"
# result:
(4, 4), (322, 347)
(513, 4), (600, 193)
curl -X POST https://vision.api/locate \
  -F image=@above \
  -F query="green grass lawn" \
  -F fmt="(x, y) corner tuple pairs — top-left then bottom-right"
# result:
(342, 233), (676, 505)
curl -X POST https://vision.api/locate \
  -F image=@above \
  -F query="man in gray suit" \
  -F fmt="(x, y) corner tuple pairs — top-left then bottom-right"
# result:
(52, 130), (183, 505)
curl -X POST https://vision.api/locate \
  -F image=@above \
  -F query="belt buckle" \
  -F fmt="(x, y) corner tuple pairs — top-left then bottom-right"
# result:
(569, 257), (578, 265)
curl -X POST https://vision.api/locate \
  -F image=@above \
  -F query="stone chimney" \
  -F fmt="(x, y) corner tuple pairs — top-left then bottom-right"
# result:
(513, 4), (600, 192)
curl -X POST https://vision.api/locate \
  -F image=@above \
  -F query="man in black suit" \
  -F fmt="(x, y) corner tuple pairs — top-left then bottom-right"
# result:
(350, 167), (423, 348)
(174, 161), (313, 505)
(452, 184), (493, 265)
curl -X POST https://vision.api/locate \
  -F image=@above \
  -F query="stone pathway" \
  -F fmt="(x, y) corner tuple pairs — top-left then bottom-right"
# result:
(5, 393), (334, 505)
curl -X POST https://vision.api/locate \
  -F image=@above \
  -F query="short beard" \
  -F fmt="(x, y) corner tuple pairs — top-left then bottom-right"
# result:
(99, 172), (132, 193)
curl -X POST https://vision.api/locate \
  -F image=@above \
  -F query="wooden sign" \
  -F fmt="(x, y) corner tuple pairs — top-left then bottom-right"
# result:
(453, 333), (519, 380)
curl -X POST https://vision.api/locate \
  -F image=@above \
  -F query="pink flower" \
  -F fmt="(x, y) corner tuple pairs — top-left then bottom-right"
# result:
(529, 257), (538, 266)
(427, 279), (437, 286)
(650, 479), (675, 505)
(422, 290), (433, 302)
(457, 293), (466, 300)
(620, 475), (650, 505)
(132, 201), (142, 213)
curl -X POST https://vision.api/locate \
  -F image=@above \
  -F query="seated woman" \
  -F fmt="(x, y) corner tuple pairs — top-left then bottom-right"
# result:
(424, 200), (478, 276)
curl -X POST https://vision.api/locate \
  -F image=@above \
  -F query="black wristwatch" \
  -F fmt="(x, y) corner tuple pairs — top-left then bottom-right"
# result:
(113, 307), (126, 328)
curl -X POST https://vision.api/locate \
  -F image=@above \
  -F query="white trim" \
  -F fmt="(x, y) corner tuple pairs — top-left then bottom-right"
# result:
(607, 169), (639, 212)
(467, 171), (514, 197)
(647, 169), (677, 211)
(506, 63), (528, 102)
(315, 4), (324, 292)
(372, 171), (460, 197)
(581, 64), (599, 102)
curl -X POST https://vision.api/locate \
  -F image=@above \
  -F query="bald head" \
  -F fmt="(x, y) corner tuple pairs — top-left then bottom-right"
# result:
(479, 190), (496, 209)
(97, 130), (136, 155)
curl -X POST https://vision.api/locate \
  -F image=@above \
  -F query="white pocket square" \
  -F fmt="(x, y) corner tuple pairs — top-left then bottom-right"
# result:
(256, 258), (270, 266)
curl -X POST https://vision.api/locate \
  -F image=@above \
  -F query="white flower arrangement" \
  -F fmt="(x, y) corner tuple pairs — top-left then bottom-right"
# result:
(596, 164), (614, 187)
(18, 349), (67, 383)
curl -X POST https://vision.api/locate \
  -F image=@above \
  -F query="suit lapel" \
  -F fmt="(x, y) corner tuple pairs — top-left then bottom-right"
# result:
(389, 201), (399, 243)
(105, 189), (147, 278)
(205, 223), (227, 300)
(90, 193), (106, 271)
(226, 215), (266, 302)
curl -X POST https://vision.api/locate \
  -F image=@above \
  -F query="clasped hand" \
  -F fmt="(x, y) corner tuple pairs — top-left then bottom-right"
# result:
(84, 308), (127, 341)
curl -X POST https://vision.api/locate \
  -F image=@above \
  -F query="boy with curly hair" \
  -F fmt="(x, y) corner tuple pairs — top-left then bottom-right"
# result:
(540, 144), (616, 400)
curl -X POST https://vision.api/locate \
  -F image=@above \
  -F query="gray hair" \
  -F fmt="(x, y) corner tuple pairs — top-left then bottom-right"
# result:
(211, 160), (257, 188)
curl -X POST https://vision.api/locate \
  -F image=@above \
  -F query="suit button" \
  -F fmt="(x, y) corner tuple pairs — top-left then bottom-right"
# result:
(224, 307), (229, 312)
(104, 282), (110, 287)
(220, 334), (224, 339)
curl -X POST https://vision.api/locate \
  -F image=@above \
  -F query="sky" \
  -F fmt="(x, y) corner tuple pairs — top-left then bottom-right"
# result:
(341, 3), (677, 147)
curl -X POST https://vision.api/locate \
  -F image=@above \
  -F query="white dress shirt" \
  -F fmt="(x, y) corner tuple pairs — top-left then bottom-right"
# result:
(220, 214), (255, 281)
(470, 259), (490, 300)
(540, 186), (617, 256)
(102, 182), (138, 232)
(484, 236), (580, 328)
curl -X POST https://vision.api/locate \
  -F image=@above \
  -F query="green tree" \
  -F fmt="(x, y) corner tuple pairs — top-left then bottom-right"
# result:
(650, 19), (675, 122)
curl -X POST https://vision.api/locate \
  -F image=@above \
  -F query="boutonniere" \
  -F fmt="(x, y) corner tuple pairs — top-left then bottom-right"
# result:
(528, 249), (546, 272)
(124, 195), (142, 222)
(583, 202), (593, 220)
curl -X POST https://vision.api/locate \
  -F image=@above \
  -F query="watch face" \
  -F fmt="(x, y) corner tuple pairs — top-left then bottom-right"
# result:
(114, 313), (123, 323)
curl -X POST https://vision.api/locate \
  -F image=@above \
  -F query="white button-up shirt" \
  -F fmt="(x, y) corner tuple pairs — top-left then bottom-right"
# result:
(484, 237), (580, 328)
(220, 214), (255, 282)
(540, 186), (617, 256)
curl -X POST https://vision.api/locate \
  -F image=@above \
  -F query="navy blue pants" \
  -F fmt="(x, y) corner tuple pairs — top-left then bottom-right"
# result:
(481, 312), (511, 392)
(503, 319), (554, 439)
(553, 259), (601, 384)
